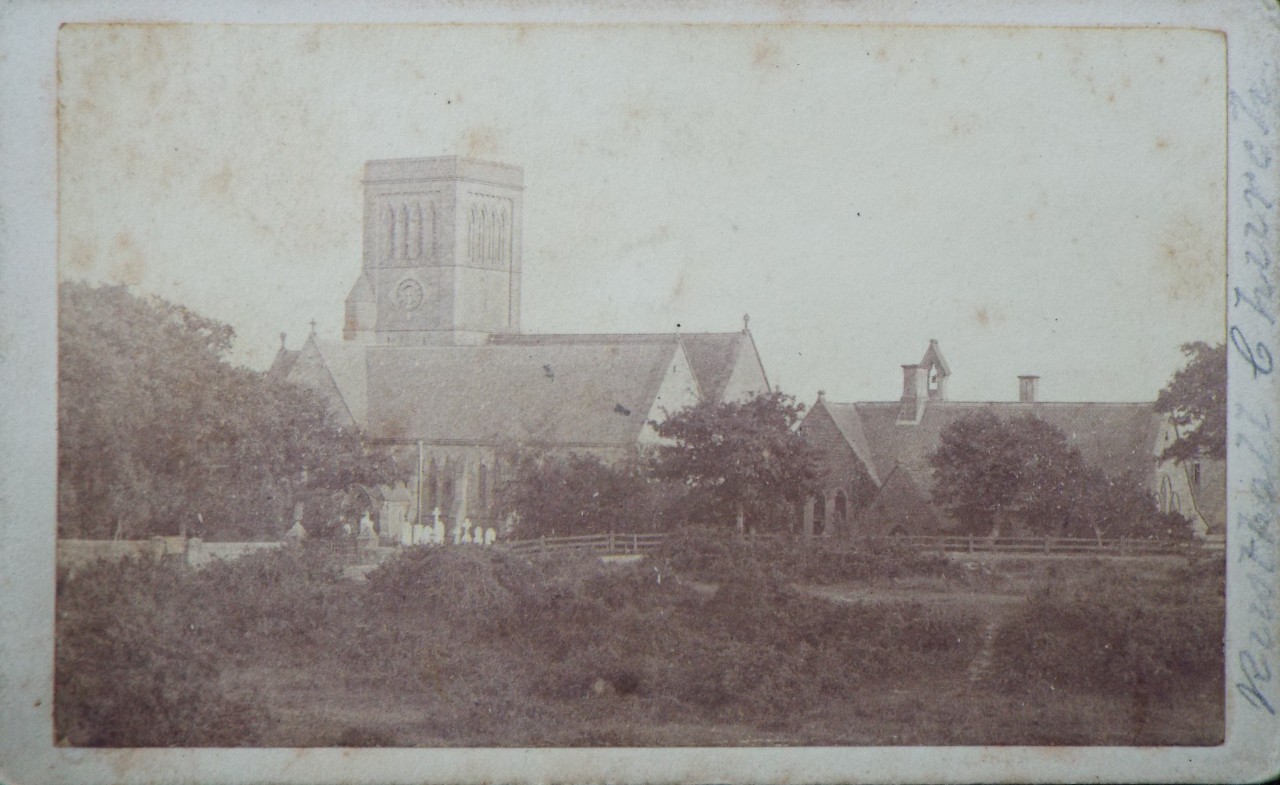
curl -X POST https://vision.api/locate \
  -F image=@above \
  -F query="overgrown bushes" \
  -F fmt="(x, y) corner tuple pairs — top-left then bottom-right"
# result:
(655, 526), (966, 584)
(991, 557), (1224, 697)
(56, 543), (1216, 746)
(55, 556), (269, 746)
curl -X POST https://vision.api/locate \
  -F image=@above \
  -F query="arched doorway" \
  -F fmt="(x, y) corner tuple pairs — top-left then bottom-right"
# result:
(813, 494), (826, 536)
(833, 491), (848, 536)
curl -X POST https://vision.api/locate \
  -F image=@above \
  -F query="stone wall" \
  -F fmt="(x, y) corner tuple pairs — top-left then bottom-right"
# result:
(57, 537), (283, 574)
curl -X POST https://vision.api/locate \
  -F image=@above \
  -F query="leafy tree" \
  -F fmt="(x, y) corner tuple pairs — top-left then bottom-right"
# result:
(648, 391), (820, 533)
(927, 410), (1023, 534)
(1008, 414), (1093, 535)
(494, 451), (681, 538)
(58, 282), (393, 541)
(929, 411), (1184, 538)
(1155, 341), (1226, 462)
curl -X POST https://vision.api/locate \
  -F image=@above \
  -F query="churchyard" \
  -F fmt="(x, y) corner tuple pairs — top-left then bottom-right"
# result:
(55, 531), (1223, 748)
(53, 281), (1227, 750)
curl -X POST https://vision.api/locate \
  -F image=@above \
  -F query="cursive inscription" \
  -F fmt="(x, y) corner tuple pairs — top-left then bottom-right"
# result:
(1229, 69), (1280, 717)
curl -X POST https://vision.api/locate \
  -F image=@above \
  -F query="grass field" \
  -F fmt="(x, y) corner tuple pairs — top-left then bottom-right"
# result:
(55, 535), (1224, 747)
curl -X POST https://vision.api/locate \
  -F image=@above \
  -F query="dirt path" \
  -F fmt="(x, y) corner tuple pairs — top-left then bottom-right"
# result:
(799, 583), (1023, 616)
(798, 582), (1022, 706)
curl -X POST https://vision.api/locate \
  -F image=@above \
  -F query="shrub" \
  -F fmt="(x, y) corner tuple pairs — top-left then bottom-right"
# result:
(992, 563), (1224, 697)
(55, 555), (268, 746)
(657, 526), (965, 585)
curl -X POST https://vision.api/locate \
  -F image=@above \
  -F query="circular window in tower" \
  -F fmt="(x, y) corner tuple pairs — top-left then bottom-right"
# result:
(393, 277), (426, 312)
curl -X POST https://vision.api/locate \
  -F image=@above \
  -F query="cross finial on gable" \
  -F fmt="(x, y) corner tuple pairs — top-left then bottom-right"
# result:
(279, 332), (287, 349)
(742, 313), (750, 333)
(309, 319), (318, 337)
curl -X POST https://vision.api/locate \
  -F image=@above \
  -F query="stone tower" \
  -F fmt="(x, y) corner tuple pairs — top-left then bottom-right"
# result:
(344, 156), (523, 345)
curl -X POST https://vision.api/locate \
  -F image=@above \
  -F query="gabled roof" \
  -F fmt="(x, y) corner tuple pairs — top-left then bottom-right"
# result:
(808, 399), (880, 484)
(860, 461), (946, 534)
(491, 330), (761, 402)
(680, 333), (745, 402)
(268, 347), (300, 380)
(364, 341), (680, 446)
(346, 272), (375, 304)
(920, 339), (951, 377)
(835, 401), (1162, 490)
(311, 338), (370, 427)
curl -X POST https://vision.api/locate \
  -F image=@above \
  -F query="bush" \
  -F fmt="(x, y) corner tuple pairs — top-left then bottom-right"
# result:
(364, 545), (543, 632)
(55, 556), (269, 746)
(992, 561), (1224, 697)
(56, 536), (983, 746)
(657, 526), (965, 585)
(494, 451), (687, 538)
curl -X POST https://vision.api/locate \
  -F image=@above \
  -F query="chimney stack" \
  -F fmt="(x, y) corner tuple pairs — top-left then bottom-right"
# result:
(1018, 375), (1040, 403)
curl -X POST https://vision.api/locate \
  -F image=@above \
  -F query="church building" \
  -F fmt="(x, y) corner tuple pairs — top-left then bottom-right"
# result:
(271, 157), (770, 541)
(798, 340), (1224, 539)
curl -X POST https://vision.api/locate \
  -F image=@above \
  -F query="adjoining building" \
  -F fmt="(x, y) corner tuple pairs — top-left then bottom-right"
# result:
(798, 340), (1224, 539)
(271, 157), (770, 541)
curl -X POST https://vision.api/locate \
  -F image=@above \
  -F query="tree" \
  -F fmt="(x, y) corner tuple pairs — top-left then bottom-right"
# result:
(1155, 341), (1226, 462)
(648, 391), (820, 533)
(1008, 414), (1093, 536)
(58, 282), (393, 540)
(929, 411), (1181, 538)
(493, 451), (682, 539)
(927, 410), (1023, 534)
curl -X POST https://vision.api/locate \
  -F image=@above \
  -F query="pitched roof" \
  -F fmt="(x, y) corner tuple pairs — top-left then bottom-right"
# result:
(811, 400), (880, 484)
(363, 341), (680, 446)
(268, 347), (300, 380)
(681, 333), (745, 402)
(492, 331), (757, 402)
(861, 462), (946, 534)
(311, 339), (370, 427)
(841, 401), (1163, 490)
(920, 339), (950, 376)
(346, 272), (375, 304)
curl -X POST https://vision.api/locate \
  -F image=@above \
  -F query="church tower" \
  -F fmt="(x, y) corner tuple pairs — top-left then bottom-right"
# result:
(344, 157), (523, 345)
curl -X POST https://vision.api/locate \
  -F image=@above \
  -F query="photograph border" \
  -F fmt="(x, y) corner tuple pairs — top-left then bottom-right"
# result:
(2, 1), (1278, 783)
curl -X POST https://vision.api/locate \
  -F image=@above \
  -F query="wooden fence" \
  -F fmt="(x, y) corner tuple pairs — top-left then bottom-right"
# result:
(504, 532), (668, 556)
(500, 531), (1224, 558)
(858, 533), (1224, 556)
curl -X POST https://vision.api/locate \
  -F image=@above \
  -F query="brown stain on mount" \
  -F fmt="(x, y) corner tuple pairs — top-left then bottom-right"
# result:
(752, 39), (781, 70)
(463, 127), (501, 158)
(67, 236), (95, 274)
(974, 306), (1005, 328)
(1156, 211), (1222, 305)
(201, 164), (233, 199)
(109, 232), (146, 286)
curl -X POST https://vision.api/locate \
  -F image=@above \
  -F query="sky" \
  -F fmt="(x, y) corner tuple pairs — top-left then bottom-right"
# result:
(57, 23), (1226, 403)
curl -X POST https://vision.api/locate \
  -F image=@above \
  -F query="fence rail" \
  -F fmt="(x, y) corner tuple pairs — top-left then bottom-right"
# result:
(504, 532), (668, 556)
(500, 531), (1224, 558)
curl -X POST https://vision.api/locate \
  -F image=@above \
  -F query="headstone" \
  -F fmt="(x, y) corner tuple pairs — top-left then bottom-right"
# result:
(285, 521), (307, 543)
(484, 527), (497, 546)
(413, 523), (427, 545)
(433, 518), (445, 545)
(358, 512), (376, 539)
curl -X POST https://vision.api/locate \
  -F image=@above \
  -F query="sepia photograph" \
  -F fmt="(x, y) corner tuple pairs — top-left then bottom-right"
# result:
(2, 1), (1278, 783)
